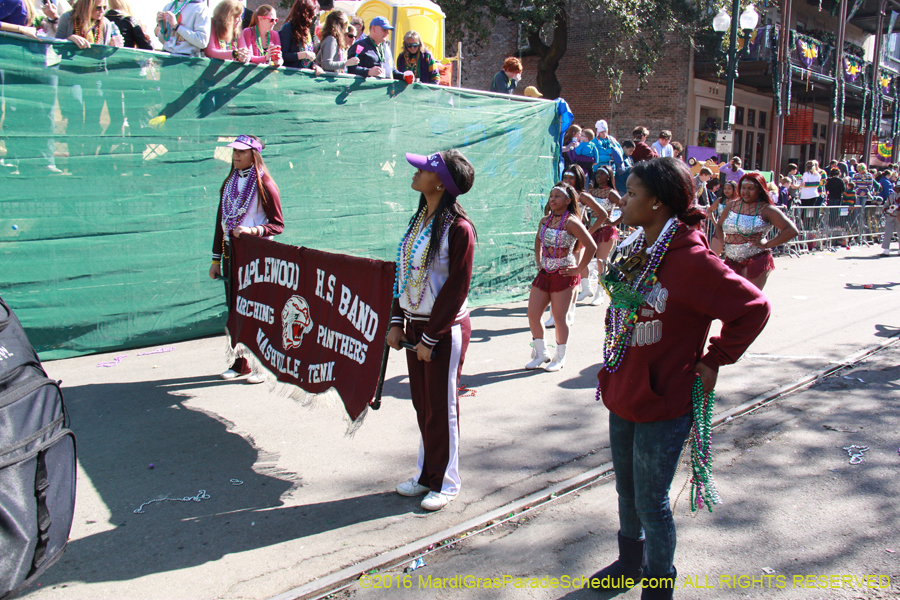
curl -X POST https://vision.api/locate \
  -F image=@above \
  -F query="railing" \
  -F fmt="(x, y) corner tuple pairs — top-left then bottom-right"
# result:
(777, 206), (887, 253)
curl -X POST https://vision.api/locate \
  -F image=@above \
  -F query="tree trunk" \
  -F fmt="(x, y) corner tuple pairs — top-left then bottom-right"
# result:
(527, 3), (567, 99)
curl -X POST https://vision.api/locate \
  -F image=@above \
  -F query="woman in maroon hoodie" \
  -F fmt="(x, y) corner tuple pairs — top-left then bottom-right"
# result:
(590, 158), (771, 599)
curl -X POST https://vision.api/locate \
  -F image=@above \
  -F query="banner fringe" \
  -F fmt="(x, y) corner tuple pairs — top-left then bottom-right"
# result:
(224, 329), (368, 437)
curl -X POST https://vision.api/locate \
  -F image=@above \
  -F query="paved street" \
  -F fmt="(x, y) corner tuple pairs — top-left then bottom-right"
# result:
(18, 245), (900, 600)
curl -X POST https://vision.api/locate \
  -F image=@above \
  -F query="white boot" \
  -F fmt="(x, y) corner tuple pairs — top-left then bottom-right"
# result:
(576, 278), (593, 301)
(566, 302), (576, 326)
(545, 344), (567, 371)
(590, 286), (605, 306)
(526, 339), (552, 369)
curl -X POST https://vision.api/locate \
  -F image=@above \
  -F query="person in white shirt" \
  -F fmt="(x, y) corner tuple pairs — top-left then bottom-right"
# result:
(651, 130), (674, 158)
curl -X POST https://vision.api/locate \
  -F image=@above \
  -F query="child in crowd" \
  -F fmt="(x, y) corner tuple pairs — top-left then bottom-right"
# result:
(568, 129), (600, 182)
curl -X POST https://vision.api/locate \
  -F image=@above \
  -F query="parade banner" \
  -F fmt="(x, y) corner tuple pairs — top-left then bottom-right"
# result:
(227, 236), (395, 424)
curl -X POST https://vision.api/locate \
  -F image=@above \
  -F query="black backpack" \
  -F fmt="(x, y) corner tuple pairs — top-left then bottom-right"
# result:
(0, 296), (76, 599)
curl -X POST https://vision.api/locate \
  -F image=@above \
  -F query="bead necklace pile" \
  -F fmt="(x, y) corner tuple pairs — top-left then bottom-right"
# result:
(222, 166), (257, 235)
(539, 210), (570, 272)
(254, 26), (271, 56)
(394, 210), (454, 309)
(689, 377), (721, 513)
(74, 19), (101, 43)
(598, 221), (679, 374)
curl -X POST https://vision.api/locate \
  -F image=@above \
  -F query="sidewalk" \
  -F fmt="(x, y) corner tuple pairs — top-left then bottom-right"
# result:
(351, 344), (900, 600)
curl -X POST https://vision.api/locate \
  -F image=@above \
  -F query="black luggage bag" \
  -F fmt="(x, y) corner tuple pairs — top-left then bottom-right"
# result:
(0, 297), (76, 599)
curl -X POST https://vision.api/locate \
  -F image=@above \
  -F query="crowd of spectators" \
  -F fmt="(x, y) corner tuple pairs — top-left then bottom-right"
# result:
(0, 0), (440, 82)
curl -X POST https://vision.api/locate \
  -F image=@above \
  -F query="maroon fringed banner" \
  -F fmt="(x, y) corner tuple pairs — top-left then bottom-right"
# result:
(227, 236), (395, 424)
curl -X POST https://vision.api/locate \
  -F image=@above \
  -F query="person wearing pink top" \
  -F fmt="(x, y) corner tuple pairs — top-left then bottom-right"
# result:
(241, 4), (283, 66)
(204, 0), (249, 63)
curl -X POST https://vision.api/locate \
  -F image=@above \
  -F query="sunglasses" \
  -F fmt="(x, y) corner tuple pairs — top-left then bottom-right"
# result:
(405, 42), (420, 48)
(259, 15), (277, 22)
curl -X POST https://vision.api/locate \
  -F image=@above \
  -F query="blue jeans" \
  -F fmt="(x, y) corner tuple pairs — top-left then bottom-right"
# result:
(609, 410), (693, 578)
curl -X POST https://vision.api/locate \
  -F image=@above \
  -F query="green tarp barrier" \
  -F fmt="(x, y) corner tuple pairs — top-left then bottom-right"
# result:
(0, 34), (562, 360)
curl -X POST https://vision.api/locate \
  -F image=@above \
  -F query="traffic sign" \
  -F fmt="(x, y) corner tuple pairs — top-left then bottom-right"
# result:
(716, 130), (734, 154)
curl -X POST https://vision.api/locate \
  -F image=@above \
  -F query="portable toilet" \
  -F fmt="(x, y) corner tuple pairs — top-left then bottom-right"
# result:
(353, 0), (446, 62)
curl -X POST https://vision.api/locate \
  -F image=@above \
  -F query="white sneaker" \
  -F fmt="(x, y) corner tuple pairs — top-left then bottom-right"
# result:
(221, 369), (249, 380)
(576, 280), (593, 301)
(421, 491), (455, 511)
(396, 478), (430, 497)
(881, 248), (891, 255)
(246, 372), (266, 384)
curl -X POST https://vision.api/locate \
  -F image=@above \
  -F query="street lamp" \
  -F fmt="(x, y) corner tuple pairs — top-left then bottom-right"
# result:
(712, 2), (760, 161)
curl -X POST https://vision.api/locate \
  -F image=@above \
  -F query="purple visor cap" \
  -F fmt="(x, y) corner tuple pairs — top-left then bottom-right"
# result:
(227, 135), (263, 151)
(406, 152), (463, 197)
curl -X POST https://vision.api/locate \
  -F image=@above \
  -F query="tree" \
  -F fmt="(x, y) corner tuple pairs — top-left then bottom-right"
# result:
(441, 0), (569, 99)
(441, 0), (712, 101)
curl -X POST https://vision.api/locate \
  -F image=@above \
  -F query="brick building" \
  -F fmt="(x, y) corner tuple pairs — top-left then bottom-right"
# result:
(456, 0), (900, 173)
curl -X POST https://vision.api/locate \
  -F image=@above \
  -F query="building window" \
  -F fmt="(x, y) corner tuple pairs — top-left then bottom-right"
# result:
(759, 111), (767, 129)
(735, 106), (744, 126)
(747, 109), (756, 128)
(734, 130), (743, 159)
(756, 133), (766, 170)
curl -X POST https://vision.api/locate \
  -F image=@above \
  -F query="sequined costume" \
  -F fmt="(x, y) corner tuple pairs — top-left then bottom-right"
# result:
(721, 210), (775, 279)
(590, 188), (620, 244)
(533, 215), (581, 293)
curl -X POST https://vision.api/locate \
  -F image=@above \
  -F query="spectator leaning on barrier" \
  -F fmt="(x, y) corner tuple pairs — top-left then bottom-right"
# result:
(0, 0), (38, 38)
(877, 169), (894, 203)
(347, 15), (406, 80)
(106, 0), (151, 49)
(786, 163), (801, 204)
(630, 126), (657, 163)
(279, 0), (319, 71)
(316, 9), (359, 74)
(489, 56), (522, 95)
(651, 130), (674, 158)
(59, 0), (123, 48)
(396, 29), (439, 84)
(156, 0), (209, 57)
(800, 160), (821, 207)
(242, 4), (283, 66)
(205, 0), (249, 63)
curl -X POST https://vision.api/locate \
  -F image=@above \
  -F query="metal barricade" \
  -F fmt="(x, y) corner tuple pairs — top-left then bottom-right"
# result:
(775, 206), (886, 255)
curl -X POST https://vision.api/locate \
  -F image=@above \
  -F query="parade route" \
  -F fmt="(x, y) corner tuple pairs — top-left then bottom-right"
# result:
(19, 245), (899, 600)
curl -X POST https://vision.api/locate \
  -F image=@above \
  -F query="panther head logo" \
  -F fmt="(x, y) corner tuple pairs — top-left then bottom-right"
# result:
(281, 296), (313, 350)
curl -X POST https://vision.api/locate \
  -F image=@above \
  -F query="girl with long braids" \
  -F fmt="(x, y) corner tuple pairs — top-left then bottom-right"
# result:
(526, 182), (597, 371)
(387, 150), (477, 512)
(715, 172), (799, 290)
(209, 135), (284, 383)
(589, 158), (771, 599)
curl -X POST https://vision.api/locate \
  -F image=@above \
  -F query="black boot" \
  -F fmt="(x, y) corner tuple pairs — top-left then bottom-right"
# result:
(588, 532), (644, 590)
(640, 567), (677, 599)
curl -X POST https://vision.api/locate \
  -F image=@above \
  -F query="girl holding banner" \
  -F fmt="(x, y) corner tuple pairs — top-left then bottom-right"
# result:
(210, 134), (284, 383)
(387, 150), (476, 512)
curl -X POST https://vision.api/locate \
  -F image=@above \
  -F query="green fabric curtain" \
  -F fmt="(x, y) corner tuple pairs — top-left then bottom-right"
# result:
(0, 35), (562, 359)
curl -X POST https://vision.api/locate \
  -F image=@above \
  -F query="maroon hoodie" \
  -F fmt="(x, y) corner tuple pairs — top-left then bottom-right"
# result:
(598, 224), (771, 423)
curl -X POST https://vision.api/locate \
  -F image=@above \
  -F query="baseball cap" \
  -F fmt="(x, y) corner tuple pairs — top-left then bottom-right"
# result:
(406, 152), (463, 197)
(369, 16), (394, 30)
(523, 86), (542, 98)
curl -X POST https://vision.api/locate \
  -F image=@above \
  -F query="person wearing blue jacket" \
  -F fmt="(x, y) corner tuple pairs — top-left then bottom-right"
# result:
(347, 16), (404, 79)
(592, 120), (624, 175)
(568, 129), (600, 181)
(614, 141), (635, 193)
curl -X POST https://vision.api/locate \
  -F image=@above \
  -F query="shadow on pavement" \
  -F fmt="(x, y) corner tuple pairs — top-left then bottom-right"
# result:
(34, 376), (412, 586)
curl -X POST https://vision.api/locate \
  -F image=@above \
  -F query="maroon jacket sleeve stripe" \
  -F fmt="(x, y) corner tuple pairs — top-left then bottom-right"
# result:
(421, 218), (475, 348)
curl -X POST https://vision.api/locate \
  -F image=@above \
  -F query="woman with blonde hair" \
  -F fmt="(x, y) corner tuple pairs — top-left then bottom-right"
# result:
(316, 9), (360, 73)
(396, 29), (439, 83)
(205, 0), (249, 62)
(241, 4), (283, 66)
(56, 0), (123, 48)
(105, 0), (150, 48)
